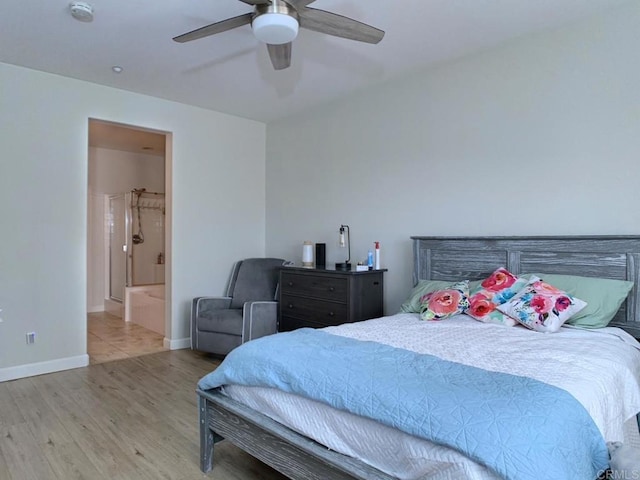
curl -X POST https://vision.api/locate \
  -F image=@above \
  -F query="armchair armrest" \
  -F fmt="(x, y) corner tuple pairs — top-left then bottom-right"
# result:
(191, 296), (233, 350)
(242, 301), (279, 342)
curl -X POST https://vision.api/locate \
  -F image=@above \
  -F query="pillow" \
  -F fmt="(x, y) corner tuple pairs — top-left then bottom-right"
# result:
(420, 280), (470, 321)
(466, 267), (529, 326)
(401, 279), (482, 313)
(497, 276), (587, 333)
(528, 273), (633, 328)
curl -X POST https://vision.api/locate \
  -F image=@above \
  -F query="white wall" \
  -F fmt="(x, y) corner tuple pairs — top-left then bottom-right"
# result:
(89, 147), (166, 195)
(265, 3), (640, 314)
(0, 63), (266, 378)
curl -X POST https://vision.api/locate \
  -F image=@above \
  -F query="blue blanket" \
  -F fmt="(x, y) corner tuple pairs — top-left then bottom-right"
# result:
(199, 329), (609, 480)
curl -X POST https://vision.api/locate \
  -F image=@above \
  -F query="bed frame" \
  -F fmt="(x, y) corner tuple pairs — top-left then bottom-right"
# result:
(412, 236), (640, 338)
(197, 235), (640, 479)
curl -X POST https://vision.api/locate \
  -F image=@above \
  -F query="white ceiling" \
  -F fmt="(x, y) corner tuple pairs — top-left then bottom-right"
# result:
(1, 0), (632, 123)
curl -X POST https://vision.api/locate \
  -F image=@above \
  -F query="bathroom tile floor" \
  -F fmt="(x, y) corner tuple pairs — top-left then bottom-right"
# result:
(87, 311), (167, 364)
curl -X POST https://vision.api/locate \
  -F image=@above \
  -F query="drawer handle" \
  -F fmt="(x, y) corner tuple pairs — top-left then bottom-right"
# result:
(288, 304), (294, 309)
(329, 286), (335, 292)
(328, 312), (335, 317)
(288, 281), (294, 287)
(373, 281), (380, 285)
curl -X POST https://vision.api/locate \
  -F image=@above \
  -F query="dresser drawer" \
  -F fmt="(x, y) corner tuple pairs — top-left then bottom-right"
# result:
(278, 267), (386, 332)
(280, 272), (347, 302)
(279, 316), (332, 332)
(280, 294), (347, 324)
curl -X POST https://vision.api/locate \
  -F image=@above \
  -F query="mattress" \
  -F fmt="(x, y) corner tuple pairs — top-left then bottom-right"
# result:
(223, 313), (640, 479)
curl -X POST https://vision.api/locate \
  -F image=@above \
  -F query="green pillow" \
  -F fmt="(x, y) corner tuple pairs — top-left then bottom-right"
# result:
(401, 279), (482, 313)
(529, 273), (634, 328)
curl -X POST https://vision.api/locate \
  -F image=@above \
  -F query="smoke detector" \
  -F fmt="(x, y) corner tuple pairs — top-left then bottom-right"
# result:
(69, 1), (94, 22)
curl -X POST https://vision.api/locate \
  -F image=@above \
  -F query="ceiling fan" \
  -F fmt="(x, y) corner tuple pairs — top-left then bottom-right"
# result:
(173, 0), (384, 70)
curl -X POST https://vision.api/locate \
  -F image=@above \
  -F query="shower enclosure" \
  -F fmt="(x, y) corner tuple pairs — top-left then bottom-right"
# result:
(108, 189), (165, 302)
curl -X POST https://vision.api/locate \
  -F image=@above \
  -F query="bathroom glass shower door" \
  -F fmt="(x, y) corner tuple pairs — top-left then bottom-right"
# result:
(108, 190), (165, 303)
(108, 194), (128, 302)
(129, 191), (165, 286)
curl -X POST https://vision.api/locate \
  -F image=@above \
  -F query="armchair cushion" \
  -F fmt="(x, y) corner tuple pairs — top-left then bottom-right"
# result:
(197, 308), (244, 336)
(194, 296), (232, 318)
(229, 258), (286, 309)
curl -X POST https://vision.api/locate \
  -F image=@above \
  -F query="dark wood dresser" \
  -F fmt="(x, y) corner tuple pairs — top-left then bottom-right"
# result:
(279, 266), (386, 332)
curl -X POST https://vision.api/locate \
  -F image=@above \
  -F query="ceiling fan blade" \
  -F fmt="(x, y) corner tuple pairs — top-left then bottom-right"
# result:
(173, 13), (253, 43)
(267, 43), (292, 70)
(285, 0), (316, 7)
(298, 8), (384, 44)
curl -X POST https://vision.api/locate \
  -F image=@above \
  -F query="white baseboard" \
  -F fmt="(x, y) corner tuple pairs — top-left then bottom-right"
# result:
(0, 354), (90, 383)
(87, 305), (104, 313)
(163, 337), (190, 350)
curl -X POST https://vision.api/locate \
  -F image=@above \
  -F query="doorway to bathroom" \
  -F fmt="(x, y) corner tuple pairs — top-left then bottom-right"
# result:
(87, 119), (170, 364)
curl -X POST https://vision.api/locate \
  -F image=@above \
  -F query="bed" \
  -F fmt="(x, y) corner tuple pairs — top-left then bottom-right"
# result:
(196, 236), (640, 480)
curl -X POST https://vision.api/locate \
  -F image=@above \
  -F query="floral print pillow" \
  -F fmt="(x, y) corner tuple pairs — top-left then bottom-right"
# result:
(420, 280), (469, 321)
(497, 276), (587, 333)
(466, 267), (529, 326)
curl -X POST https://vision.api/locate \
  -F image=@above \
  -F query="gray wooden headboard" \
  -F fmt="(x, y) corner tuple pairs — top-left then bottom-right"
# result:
(411, 236), (640, 338)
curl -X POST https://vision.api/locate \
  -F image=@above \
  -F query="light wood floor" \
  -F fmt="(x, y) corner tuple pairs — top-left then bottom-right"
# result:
(0, 349), (288, 480)
(88, 312), (167, 365)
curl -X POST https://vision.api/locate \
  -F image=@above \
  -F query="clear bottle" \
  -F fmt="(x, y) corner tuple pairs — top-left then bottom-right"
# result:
(367, 250), (374, 270)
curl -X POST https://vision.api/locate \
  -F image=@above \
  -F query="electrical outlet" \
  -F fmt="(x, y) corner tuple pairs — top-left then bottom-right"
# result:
(26, 332), (36, 344)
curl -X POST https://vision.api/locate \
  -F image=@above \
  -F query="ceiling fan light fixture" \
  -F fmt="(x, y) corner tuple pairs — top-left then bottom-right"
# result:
(252, 13), (298, 45)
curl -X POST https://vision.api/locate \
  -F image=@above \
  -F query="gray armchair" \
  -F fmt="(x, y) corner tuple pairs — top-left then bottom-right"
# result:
(191, 258), (287, 355)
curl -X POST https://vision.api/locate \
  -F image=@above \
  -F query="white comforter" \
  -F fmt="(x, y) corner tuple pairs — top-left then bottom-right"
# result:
(224, 314), (640, 480)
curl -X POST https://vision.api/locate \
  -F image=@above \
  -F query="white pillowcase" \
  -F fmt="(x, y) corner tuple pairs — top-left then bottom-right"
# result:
(497, 276), (587, 333)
